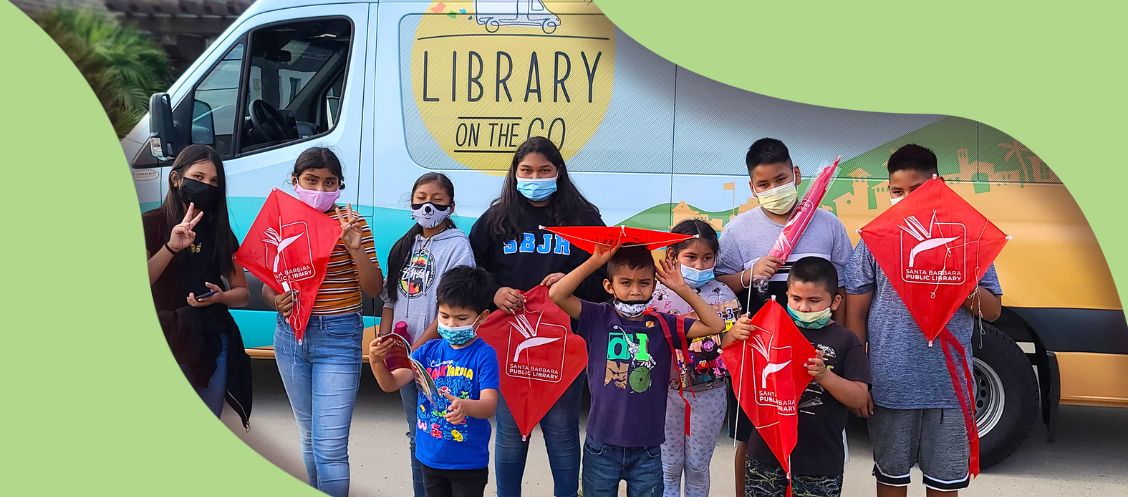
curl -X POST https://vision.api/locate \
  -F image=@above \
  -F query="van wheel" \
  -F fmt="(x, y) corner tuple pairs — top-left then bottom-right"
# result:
(972, 324), (1038, 468)
(542, 19), (559, 34)
(486, 19), (501, 33)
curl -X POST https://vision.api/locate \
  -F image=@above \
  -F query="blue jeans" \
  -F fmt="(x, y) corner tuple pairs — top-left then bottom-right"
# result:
(274, 312), (363, 497)
(582, 437), (664, 497)
(494, 375), (584, 497)
(188, 333), (228, 417)
(400, 380), (425, 497)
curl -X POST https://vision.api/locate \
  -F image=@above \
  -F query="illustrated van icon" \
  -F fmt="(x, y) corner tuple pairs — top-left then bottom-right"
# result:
(474, 0), (561, 34)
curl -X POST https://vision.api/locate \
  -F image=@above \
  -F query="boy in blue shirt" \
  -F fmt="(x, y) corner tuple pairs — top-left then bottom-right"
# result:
(845, 145), (1002, 497)
(549, 244), (733, 497)
(370, 266), (500, 497)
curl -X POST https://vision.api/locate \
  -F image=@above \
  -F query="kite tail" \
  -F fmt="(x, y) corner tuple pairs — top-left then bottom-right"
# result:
(939, 328), (981, 478)
(785, 457), (794, 497)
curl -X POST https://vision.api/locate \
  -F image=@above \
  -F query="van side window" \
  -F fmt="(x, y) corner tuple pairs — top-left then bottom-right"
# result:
(238, 18), (353, 154)
(191, 43), (245, 157)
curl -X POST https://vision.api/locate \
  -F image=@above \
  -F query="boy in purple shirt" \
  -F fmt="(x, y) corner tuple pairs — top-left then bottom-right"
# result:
(549, 244), (739, 497)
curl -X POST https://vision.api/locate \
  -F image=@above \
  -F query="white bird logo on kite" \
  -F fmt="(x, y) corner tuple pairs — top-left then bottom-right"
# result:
(510, 311), (562, 362)
(749, 328), (790, 387)
(264, 227), (305, 273)
(900, 211), (960, 268)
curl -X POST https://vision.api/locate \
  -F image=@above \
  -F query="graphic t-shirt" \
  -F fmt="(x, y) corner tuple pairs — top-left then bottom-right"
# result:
(411, 338), (500, 470)
(745, 322), (870, 476)
(649, 280), (740, 390)
(577, 300), (694, 448)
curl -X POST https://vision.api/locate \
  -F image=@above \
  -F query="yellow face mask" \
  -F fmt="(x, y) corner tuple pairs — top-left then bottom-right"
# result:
(756, 182), (798, 215)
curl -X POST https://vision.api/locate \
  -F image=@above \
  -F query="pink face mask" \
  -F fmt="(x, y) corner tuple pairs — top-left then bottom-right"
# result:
(294, 184), (341, 212)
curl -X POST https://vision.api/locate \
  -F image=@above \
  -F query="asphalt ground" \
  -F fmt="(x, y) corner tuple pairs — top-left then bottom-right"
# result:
(220, 360), (1128, 496)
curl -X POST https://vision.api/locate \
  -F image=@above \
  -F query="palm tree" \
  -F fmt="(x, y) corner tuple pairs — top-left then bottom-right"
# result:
(36, 8), (170, 137)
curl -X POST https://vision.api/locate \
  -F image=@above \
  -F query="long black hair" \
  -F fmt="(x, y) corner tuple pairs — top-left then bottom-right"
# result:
(385, 172), (457, 304)
(486, 136), (600, 239)
(159, 144), (237, 275)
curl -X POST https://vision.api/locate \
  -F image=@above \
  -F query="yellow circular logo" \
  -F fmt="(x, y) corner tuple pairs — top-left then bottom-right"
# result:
(410, 2), (616, 170)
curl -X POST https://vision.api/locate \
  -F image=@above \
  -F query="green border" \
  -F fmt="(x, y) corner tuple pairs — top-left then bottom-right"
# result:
(3, 0), (1125, 493)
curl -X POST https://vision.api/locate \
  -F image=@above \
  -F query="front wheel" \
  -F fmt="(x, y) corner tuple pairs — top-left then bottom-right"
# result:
(973, 324), (1039, 468)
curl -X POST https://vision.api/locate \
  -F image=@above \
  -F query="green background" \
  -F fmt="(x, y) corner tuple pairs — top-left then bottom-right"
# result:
(1, 0), (1123, 493)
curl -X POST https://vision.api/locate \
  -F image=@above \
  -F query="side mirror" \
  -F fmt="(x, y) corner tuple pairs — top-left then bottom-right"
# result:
(148, 93), (178, 162)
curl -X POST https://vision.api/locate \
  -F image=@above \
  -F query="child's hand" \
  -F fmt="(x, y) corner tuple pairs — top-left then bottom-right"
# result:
(540, 272), (566, 288)
(369, 336), (394, 363)
(657, 258), (688, 292)
(750, 256), (785, 281)
(442, 391), (468, 424)
(187, 282), (225, 308)
(336, 204), (364, 251)
(805, 350), (831, 381)
(729, 314), (754, 341)
(274, 290), (296, 318)
(590, 243), (619, 266)
(494, 287), (525, 314)
(168, 202), (203, 252)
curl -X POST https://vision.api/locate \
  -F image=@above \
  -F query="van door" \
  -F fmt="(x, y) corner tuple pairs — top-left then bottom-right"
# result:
(157, 4), (371, 349)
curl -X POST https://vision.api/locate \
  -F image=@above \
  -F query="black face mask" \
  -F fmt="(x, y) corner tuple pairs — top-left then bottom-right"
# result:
(178, 178), (220, 209)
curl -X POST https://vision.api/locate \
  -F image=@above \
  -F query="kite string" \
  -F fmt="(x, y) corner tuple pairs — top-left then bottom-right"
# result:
(733, 285), (757, 448)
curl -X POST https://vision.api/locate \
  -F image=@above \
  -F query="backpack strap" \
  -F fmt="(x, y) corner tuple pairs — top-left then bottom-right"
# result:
(649, 309), (694, 436)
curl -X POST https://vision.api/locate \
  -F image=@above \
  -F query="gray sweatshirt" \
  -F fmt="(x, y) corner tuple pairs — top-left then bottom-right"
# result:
(381, 227), (476, 342)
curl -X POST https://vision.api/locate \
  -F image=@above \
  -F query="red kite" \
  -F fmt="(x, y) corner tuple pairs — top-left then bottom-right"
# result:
(540, 225), (694, 255)
(476, 285), (588, 439)
(234, 188), (342, 342)
(858, 177), (1009, 477)
(722, 298), (815, 496)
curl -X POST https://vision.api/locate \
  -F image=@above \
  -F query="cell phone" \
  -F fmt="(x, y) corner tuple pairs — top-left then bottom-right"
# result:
(196, 289), (217, 300)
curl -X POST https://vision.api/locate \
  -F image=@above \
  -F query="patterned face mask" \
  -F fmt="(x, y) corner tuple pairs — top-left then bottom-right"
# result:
(613, 299), (649, 318)
(410, 202), (452, 229)
(438, 316), (480, 345)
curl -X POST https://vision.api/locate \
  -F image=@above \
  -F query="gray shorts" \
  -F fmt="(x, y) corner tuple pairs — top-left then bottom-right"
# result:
(869, 406), (970, 491)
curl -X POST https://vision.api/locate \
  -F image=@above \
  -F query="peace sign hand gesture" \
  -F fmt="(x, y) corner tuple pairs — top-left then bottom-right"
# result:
(336, 204), (364, 252)
(168, 202), (204, 252)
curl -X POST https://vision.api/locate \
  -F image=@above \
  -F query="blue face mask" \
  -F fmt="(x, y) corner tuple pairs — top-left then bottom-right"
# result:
(786, 305), (833, 329)
(680, 264), (715, 289)
(438, 316), (480, 345)
(516, 176), (558, 201)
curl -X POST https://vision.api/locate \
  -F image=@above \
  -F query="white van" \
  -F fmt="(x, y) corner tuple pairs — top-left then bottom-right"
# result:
(122, 0), (1128, 468)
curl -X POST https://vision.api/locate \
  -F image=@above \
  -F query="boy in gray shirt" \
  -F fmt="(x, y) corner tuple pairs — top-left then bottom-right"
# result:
(845, 144), (1002, 496)
(714, 138), (854, 493)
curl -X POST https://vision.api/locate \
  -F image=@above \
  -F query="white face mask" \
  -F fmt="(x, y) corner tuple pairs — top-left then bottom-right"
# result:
(756, 182), (799, 215)
(890, 195), (905, 206)
(410, 202), (452, 229)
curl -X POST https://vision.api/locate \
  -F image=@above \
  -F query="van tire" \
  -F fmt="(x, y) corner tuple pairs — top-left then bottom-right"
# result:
(972, 324), (1038, 468)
